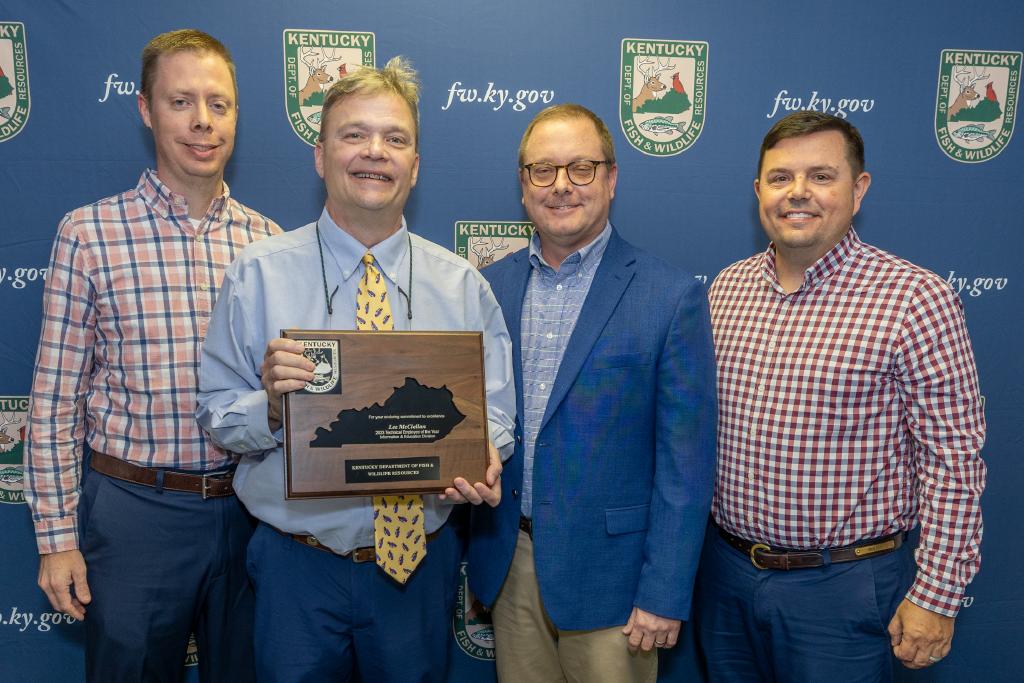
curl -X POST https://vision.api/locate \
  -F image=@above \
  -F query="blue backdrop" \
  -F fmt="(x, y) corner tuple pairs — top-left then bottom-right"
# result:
(1, 1), (1020, 681)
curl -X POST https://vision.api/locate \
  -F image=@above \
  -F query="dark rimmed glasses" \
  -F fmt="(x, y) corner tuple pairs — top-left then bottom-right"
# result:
(520, 160), (610, 187)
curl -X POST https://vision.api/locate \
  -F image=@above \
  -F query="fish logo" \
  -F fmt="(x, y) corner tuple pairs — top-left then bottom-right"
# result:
(184, 633), (199, 667)
(452, 561), (496, 660)
(935, 49), (1021, 163)
(0, 397), (28, 505)
(620, 38), (708, 157)
(0, 22), (30, 143)
(454, 221), (533, 269)
(283, 29), (375, 146)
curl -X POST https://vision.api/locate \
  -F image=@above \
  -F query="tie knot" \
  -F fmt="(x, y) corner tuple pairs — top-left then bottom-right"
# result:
(363, 252), (376, 268)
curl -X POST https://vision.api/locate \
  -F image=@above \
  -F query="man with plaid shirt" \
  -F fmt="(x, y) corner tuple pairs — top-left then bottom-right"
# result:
(24, 30), (279, 680)
(697, 111), (986, 680)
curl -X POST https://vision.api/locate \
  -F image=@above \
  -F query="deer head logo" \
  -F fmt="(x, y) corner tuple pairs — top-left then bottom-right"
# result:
(949, 65), (990, 119)
(298, 47), (338, 106)
(470, 236), (510, 268)
(0, 411), (23, 453)
(633, 57), (672, 113)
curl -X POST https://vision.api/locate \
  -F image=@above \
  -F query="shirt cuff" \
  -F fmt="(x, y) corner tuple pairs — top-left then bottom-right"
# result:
(34, 518), (80, 555)
(906, 570), (964, 617)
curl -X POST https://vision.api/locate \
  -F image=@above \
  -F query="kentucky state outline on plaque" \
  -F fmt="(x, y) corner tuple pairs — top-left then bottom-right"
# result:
(620, 38), (708, 156)
(310, 378), (465, 448)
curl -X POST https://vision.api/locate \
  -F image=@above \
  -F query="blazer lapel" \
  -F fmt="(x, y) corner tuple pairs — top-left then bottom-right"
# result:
(502, 250), (532, 418)
(539, 230), (636, 431)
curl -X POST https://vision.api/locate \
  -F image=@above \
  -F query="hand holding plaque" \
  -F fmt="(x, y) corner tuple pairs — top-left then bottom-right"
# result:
(281, 330), (490, 498)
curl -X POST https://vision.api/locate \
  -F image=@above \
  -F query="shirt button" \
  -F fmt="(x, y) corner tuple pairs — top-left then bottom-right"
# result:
(194, 234), (202, 242)
(749, 425), (758, 438)
(747, 514), (755, 524)
(198, 283), (210, 292)
(767, 340), (777, 350)
(540, 383), (547, 390)
(546, 332), (554, 340)
(556, 284), (563, 291)
(757, 383), (765, 394)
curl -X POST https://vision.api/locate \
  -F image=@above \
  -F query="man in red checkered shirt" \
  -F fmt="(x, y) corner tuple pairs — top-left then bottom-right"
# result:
(696, 111), (986, 680)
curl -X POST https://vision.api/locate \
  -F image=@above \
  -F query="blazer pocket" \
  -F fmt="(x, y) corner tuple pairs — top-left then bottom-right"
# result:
(590, 352), (653, 370)
(605, 504), (650, 535)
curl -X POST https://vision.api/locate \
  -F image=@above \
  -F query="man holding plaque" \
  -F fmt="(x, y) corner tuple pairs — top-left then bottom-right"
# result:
(468, 104), (717, 682)
(197, 57), (515, 681)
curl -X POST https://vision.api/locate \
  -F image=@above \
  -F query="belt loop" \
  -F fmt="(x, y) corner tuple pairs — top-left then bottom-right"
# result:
(821, 548), (833, 567)
(154, 469), (165, 495)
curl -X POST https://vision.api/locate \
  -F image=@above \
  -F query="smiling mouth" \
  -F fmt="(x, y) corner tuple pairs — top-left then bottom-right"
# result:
(186, 143), (218, 152)
(781, 210), (817, 220)
(547, 203), (580, 211)
(353, 171), (392, 182)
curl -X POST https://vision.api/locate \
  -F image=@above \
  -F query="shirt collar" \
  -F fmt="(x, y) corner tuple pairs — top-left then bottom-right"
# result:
(317, 207), (410, 284)
(760, 227), (862, 292)
(528, 221), (612, 277)
(136, 169), (231, 229)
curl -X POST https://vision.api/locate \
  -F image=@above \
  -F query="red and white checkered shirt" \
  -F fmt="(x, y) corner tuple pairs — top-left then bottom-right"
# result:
(708, 229), (986, 616)
(25, 170), (280, 554)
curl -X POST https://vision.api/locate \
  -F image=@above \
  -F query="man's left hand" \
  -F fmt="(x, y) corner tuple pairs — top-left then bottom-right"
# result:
(440, 442), (502, 507)
(623, 606), (681, 652)
(888, 598), (955, 668)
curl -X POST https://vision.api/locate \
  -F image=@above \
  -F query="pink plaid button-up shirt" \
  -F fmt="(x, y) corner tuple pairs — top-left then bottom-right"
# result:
(709, 229), (986, 616)
(25, 170), (280, 554)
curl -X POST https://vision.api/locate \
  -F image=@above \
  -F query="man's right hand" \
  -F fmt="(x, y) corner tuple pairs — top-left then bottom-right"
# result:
(260, 337), (315, 431)
(38, 550), (91, 620)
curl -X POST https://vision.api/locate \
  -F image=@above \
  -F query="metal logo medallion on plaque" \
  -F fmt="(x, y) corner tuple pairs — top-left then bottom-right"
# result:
(281, 330), (489, 498)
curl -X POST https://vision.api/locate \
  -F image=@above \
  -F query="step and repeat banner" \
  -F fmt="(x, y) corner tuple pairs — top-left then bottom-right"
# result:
(1, 1), (1020, 681)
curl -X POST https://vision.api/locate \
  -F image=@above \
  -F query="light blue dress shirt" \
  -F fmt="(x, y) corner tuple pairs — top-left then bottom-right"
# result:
(197, 209), (515, 554)
(520, 223), (610, 517)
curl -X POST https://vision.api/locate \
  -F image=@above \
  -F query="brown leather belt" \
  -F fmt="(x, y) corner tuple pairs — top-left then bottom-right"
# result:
(717, 525), (904, 570)
(274, 525), (443, 562)
(519, 516), (533, 538)
(90, 451), (235, 499)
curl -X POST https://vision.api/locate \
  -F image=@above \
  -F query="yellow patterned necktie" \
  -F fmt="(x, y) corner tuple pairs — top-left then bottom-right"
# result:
(357, 251), (426, 583)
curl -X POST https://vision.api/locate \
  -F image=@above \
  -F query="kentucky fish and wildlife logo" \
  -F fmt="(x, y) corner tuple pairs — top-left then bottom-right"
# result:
(455, 221), (533, 269)
(0, 396), (28, 504)
(452, 561), (495, 660)
(935, 49), (1020, 163)
(620, 38), (708, 157)
(0, 22), (29, 143)
(283, 29), (375, 146)
(300, 340), (341, 394)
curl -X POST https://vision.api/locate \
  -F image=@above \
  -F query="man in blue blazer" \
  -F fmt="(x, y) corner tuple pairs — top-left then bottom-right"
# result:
(469, 104), (717, 682)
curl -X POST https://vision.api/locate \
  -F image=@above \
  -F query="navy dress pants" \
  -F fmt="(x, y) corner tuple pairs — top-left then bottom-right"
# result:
(79, 466), (256, 682)
(695, 528), (915, 683)
(245, 518), (463, 683)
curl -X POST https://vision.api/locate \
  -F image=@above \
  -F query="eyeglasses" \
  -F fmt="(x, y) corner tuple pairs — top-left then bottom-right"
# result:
(520, 160), (609, 187)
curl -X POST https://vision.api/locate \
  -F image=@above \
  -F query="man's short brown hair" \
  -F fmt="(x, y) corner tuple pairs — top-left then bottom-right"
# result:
(758, 111), (865, 177)
(318, 56), (421, 150)
(140, 29), (236, 100)
(518, 103), (616, 166)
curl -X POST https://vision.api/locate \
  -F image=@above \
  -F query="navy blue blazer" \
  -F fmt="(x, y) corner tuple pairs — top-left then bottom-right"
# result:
(468, 229), (717, 630)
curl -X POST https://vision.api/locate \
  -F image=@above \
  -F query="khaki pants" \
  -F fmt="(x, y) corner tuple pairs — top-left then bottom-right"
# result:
(491, 529), (657, 683)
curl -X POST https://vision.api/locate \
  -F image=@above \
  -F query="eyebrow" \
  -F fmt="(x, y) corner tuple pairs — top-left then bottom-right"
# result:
(764, 164), (841, 175)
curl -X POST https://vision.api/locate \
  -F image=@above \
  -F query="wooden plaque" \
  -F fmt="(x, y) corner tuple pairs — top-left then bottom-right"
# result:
(281, 330), (488, 498)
